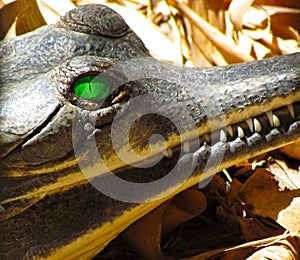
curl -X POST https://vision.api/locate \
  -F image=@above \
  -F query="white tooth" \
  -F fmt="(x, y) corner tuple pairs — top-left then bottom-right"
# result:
(226, 125), (233, 137)
(265, 111), (273, 127)
(237, 126), (245, 138)
(246, 118), (253, 132)
(272, 114), (280, 127)
(183, 141), (190, 153)
(220, 130), (227, 142)
(222, 169), (232, 183)
(164, 148), (173, 158)
(253, 118), (262, 132)
(287, 104), (295, 118)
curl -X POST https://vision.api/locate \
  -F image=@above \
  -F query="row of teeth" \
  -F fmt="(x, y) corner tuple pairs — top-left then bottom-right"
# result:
(163, 104), (295, 158)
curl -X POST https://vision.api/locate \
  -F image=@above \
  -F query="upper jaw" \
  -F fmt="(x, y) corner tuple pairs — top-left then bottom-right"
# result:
(2, 52), (299, 173)
(1, 53), (300, 210)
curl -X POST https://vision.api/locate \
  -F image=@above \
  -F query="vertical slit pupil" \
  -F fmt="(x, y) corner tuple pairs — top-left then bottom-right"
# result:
(73, 74), (110, 101)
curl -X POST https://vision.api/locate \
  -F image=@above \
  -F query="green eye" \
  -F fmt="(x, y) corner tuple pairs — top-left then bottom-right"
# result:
(73, 74), (110, 101)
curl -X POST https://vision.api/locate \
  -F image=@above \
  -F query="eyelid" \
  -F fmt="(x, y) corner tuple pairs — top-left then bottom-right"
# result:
(52, 56), (130, 110)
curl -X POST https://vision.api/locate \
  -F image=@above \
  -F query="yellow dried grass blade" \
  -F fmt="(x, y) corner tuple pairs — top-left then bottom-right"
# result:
(228, 0), (255, 31)
(36, 0), (76, 24)
(168, 0), (254, 63)
(1, 0), (46, 39)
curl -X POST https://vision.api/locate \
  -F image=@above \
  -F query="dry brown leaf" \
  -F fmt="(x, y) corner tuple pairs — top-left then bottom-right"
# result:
(227, 0), (300, 58)
(266, 7), (300, 54)
(229, 1), (270, 39)
(0, 0), (16, 8)
(254, 1), (300, 9)
(162, 189), (207, 236)
(121, 189), (207, 258)
(4, 4), (33, 39)
(251, 39), (275, 59)
(183, 233), (296, 260)
(121, 200), (169, 259)
(238, 168), (300, 220)
(236, 32), (254, 56)
(216, 205), (240, 233)
(3, 24), (16, 39)
(186, 0), (228, 66)
(239, 217), (283, 242)
(277, 197), (300, 233)
(167, 0), (255, 64)
(267, 6), (300, 36)
(269, 159), (300, 191)
(220, 0), (299, 61)
(279, 140), (300, 160)
(0, 0), (46, 39)
(228, 0), (255, 31)
(260, 32), (299, 55)
(247, 238), (299, 260)
(220, 248), (254, 260)
(227, 178), (243, 204)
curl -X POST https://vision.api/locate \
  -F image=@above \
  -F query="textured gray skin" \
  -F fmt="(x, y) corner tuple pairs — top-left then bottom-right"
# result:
(0, 4), (300, 259)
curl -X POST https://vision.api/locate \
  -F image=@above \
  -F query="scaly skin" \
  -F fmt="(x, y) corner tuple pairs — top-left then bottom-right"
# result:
(0, 4), (299, 259)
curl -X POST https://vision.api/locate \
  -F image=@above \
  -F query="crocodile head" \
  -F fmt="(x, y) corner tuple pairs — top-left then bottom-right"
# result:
(0, 4), (300, 259)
